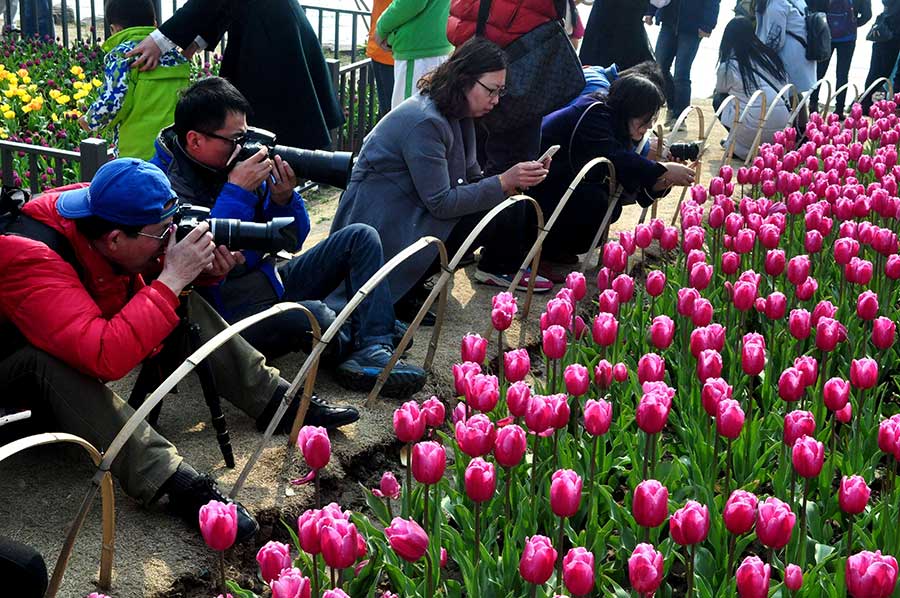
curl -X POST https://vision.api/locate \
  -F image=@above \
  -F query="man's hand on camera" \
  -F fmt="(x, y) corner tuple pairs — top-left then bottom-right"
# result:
(270, 155), (298, 206)
(157, 222), (216, 295)
(125, 36), (162, 71)
(204, 245), (245, 278)
(227, 146), (273, 192)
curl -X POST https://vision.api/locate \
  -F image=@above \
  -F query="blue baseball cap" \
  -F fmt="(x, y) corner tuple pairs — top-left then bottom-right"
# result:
(57, 158), (179, 226)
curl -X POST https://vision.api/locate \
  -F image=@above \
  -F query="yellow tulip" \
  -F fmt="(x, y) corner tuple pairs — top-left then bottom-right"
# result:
(16, 68), (27, 78)
(55, 94), (70, 105)
(19, 93), (31, 103)
(0, 129), (8, 140)
(77, 73), (86, 80)
(3, 90), (13, 98)
(22, 76), (30, 84)
(91, 78), (102, 88)
(49, 89), (61, 99)
(51, 112), (58, 122)
(21, 104), (31, 113)
(69, 65), (83, 76)
(3, 110), (15, 119)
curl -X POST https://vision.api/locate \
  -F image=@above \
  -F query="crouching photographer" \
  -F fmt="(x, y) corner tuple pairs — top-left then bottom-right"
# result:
(0, 159), (354, 544)
(151, 77), (426, 398)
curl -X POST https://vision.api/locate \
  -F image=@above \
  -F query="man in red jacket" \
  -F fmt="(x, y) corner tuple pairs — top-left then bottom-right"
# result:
(0, 159), (355, 541)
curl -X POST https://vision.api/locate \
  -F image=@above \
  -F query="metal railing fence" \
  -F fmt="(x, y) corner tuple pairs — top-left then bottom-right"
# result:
(0, 137), (109, 191)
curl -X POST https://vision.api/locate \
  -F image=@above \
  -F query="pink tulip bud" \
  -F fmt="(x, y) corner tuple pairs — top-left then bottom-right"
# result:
(296, 425), (331, 471)
(850, 357), (878, 389)
(660, 226), (679, 250)
(524, 394), (552, 434)
(787, 255), (811, 285)
(702, 377), (733, 417)
(542, 325), (567, 360)
(778, 367), (805, 402)
(764, 249), (786, 276)
(741, 334), (766, 376)
(723, 490), (758, 535)
(676, 287), (700, 317)
(872, 317), (896, 349)
(736, 556), (771, 598)
(452, 361), (481, 397)
(784, 410), (816, 446)
(461, 333), (488, 363)
(519, 535), (558, 585)
(320, 517), (360, 569)
(722, 250), (740, 275)
(256, 541), (292, 584)
(385, 517), (429, 562)
(692, 298), (713, 327)
(670, 500), (710, 546)
(789, 309), (812, 339)
(823, 377), (851, 411)
(455, 414), (496, 457)
(394, 401), (427, 443)
(836, 403), (853, 423)
(373, 471), (401, 500)
(697, 349), (723, 382)
(573, 315), (588, 340)
(271, 568), (312, 598)
(637, 353), (666, 384)
(649, 315), (675, 350)
(491, 293), (518, 331)
(756, 497), (796, 549)
(464, 457), (496, 503)
(733, 281), (757, 311)
(546, 393), (570, 430)
(411, 440), (446, 485)
(839, 475), (871, 515)
(613, 362), (628, 382)
(886, 254), (900, 279)
(716, 398), (745, 439)
(791, 434), (825, 478)
(323, 590), (351, 598)
(494, 424), (527, 467)
(545, 297), (574, 330)
(503, 348), (531, 383)
(564, 271), (587, 300)
(878, 416), (900, 460)
(298, 508), (323, 555)
(857, 291), (880, 321)
(764, 292), (786, 320)
(592, 312), (619, 347)
(689, 261), (713, 290)
(846, 550), (899, 598)
(421, 396), (445, 428)
(562, 547), (595, 596)
(784, 564), (803, 591)
(612, 274), (635, 303)
(632, 479), (669, 528)
(628, 543), (665, 594)
(795, 276), (818, 301)
(598, 288), (621, 315)
(564, 363), (590, 396)
(583, 398), (612, 436)
(507, 381), (531, 417)
(550, 469), (583, 518)
(646, 270), (666, 296)
(466, 373), (500, 412)
(199, 500), (238, 551)
(602, 241), (627, 272)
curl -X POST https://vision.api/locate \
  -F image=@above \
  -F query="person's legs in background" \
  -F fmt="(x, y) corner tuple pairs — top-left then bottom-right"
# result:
(810, 44), (836, 113)
(670, 31), (702, 124)
(654, 24), (678, 124)
(20, 0), (53, 39)
(3, 0), (18, 31)
(833, 40), (855, 117)
(862, 39), (900, 112)
(391, 55), (448, 109)
(372, 60), (394, 119)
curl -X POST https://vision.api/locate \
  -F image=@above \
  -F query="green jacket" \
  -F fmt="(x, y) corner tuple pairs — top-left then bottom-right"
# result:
(375, 0), (453, 60)
(101, 26), (191, 160)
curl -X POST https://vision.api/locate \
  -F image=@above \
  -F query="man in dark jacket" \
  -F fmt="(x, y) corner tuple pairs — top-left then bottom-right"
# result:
(151, 77), (427, 398)
(646, 0), (721, 127)
(862, 0), (900, 111)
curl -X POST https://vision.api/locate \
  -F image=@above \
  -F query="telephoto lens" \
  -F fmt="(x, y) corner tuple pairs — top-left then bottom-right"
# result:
(174, 205), (298, 252)
(669, 141), (701, 162)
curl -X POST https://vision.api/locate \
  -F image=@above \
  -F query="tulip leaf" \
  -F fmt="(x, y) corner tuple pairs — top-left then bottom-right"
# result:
(360, 482), (393, 526)
(814, 542), (835, 564)
(225, 580), (258, 598)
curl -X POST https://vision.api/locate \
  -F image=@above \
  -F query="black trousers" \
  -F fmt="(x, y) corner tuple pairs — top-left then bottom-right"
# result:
(861, 38), (900, 111)
(811, 39), (856, 116)
(0, 536), (47, 598)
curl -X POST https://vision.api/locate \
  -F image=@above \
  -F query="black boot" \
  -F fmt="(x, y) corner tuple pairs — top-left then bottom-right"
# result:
(256, 379), (360, 432)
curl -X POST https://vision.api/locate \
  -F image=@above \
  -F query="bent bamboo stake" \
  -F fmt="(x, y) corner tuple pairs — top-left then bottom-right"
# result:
(700, 94), (741, 157)
(825, 82), (859, 117)
(746, 83), (800, 164)
(788, 79), (831, 128)
(726, 89), (767, 164)
(853, 77), (894, 106)
(667, 105), (707, 227)
(0, 433), (114, 596)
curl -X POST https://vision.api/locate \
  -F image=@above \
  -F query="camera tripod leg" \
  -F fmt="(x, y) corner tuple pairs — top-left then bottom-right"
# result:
(127, 360), (165, 428)
(186, 322), (235, 469)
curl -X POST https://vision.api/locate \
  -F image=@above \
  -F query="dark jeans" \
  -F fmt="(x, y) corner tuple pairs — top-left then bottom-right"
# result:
(230, 224), (394, 355)
(862, 38), (900, 111)
(655, 25), (702, 119)
(811, 40), (855, 116)
(20, 0), (53, 38)
(372, 60), (394, 120)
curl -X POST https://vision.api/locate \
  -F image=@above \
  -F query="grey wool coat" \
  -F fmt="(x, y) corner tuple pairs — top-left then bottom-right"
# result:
(331, 94), (506, 303)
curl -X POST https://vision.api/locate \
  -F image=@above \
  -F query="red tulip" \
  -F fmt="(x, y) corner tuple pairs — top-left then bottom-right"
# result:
(452, 361), (481, 397)
(789, 309), (812, 340)
(628, 543), (664, 594)
(320, 517), (360, 569)
(464, 457), (496, 503)
(584, 398), (612, 436)
(646, 270), (666, 296)
(394, 401), (426, 443)
(421, 396), (445, 428)
(697, 349), (723, 381)
(755, 497), (796, 549)
(411, 441), (446, 485)
(778, 367), (805, 402)
(564, 271), (586, 300)
(199, 500), (237, 551)
(296, 425), (331, 470)
(461, 333), (488, 363)
(373, 471), (401, 500)
(465, 373), (499, 412)
(846, 550), (899, 598)
(494, 424), (527, 467)
(519, 535), (557, 585)
(791, 435), (825, 478)
(736, 556), (771, 598)
(637, 353), (666, 384)
(455, 414), (496, 457)
(632, 479), (669, 528)
(784, 564), (803, 591)
(550, 469), (583, 517)
(271, 568), (312, 598)
(723, 490), (758, 535)
(702, 377), (733, 417)
(546, 393), (571, 430)
(256, 541), (292, 584)
(857, 291), (880, 320)
(877, 415), (900, 459)
(524, 394), (552, 434)
(564, 363), (590, 396)
(872, 317), (896, 349)
(741, 333), (766, 376)
(788, 254), (811, 285)
(563, 547), (595, 596)
(594, 359), (613, 389)
(839, 475), (871, 515)
(507, 381), (531, 418)
(850, 357), (878, 389)
(670, 500), (710, 546)
(716, 398), (745, 439)
(385, 517), (428, 562)
(598, 288), (621, 314)
(592, 312), (618, 346)
(784, 410), (816, 446)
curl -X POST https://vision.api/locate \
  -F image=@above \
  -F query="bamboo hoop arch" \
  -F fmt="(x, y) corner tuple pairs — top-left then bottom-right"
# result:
(667, 105), (706, 227)
(745, 83), (800, 164)
(824, 82), (859, 117)
(723, 89), (767, 164)
(0, 433), (115, 596)
(788, 79), (831, 128)
(853, 77), (894, 106)
(638, 124), (667, 225)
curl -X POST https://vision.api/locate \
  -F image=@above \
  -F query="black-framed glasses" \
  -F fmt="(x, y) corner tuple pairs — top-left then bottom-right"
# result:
(475, 79), (507, 98)
(137, 226), (173, 243)
(199, 130), (247, 149)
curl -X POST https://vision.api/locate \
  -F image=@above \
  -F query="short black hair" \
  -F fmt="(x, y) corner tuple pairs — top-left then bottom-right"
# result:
(74, 216), (143, 240)
(105, 0), (156, 29)
(418, 37), (507, 119)
(604, 74), (666, 136)
(618, 61), (667, 97)
(173, 77), (253, 146)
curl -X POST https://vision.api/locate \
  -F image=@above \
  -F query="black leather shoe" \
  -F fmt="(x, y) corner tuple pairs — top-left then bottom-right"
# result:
(165, 468), (258, 545)
(304, 395), (360, 429)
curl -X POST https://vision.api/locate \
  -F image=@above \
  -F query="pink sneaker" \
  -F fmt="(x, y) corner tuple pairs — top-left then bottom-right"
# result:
(474, 268), (554, 292)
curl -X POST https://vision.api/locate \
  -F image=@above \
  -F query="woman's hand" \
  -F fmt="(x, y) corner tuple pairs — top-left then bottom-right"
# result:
(657, 162), (696, 189)
(499, 161), (549, 194)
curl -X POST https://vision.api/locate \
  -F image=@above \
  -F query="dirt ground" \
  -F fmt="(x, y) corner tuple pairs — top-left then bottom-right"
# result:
(0, 98), (737, 597)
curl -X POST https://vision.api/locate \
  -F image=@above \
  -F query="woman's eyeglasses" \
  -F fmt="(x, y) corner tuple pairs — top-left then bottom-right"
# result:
(475, 80), (507, 98)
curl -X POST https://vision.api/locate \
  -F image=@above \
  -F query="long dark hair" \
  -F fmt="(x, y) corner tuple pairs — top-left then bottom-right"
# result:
(604, 74), (666, 138)
(418, 37), (507, 119)
(718, 16), (787, 94)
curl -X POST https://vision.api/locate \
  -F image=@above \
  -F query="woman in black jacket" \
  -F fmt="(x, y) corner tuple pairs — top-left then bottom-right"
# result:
(527, 74), (695, 269)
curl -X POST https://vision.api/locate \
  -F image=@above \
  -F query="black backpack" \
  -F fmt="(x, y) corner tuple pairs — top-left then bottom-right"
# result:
(789, 0), (833, 62)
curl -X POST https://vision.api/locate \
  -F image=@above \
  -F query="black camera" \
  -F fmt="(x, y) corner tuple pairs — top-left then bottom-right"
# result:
(233, 127), (353, 190)
(174, 204), (298, 252)
(669, 141), (701, 162)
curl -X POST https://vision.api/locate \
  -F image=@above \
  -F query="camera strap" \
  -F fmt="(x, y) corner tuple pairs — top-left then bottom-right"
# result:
(1, 212), (82, 278)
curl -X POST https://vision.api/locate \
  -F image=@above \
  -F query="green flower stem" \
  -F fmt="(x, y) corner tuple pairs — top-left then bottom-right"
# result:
(725, 437), (733, 499)
(314, 469), (322, 509)
(312, 554), (320, 598)
(505, 465), (513, 523)
(498, 330), (505, 390)
(473, 501), (481, 572)
(556, 515), (566, 595)
(686, 544), (695, 598)
(405, 443), (412, 518)
(798, 477), (810, 569)
(217, 550), (226, 594)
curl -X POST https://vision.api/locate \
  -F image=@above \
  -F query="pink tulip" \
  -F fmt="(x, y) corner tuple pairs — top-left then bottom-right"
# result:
(573, 315), (588, 340)
(632, 479), (669, 528)
(636, 391), (671, 434)
(733, 281), (757, 311)
(716, 398), (745, 439)
(670, 500), (710, 546)
(323, 591), (350, 598)
(564, 363), (590, 396)
(592, 312), (618, 346)
(411, 441), (446, 485)
(677, 287), (700, 317)
(562, 547), (595, 596)
(491, 293), (517, 331)
(692, 298), (714, 327)
(823, 378), (850, 411)
(784, 410), (816, 446)
(583, 398), (612, 436)
(543, 325), (567, 360)
(373, 471), (401, 500)
(550, 469), (583, 518)
(789, 309), (812, 340)
(877, 416), (900, 460)
(461, 333), (488, 363)
(785, 564), (803, 591)
(795, 276), (818, 301)
(765, 292), (787, 319)
(464, 457), (496, 503)
(602, 241), (627, 272)
(741, 334), (766, 376)
(271, 568), (311, 598)
(594, 359), (613, 389)
(507, 381), (531, 418)
(546, 393), (571, 430)
(723, 490), (758, 535)
(793, 355), (818, 388)
(545, 297), (574, 329)
(660, 226), (679, 250)
(628, 543), (664, 594)
(689, 262), (713, 290)
(494, 424), (527, 467)
(297, 509), (323, 555)
(524, 394), (552, 434)
(598, 288), (621, 314)
(612, 274), (635, 302)
(765, 249), (786, 276)
(455, 414), (496, 457)
(637, 353), (666, 384)
(788, 255), (811, 285)
(199, 500), (238, 551)
(320, 517), (360, 569)
(722, 251), (740, 275)
(778, 367), (805, 402)
(702, 377), (733, 417)
(646, 270), (666, 296)
(792, 435), (825, 478)
(393, 401), (426, 443)
(565, 272), (587, 300)
(499, 350), (530, 385)
(465, 373), (500, 412)
(296, 426), (331, 470)
(519, 535), (558, 585)
(697, 349), (723, 382)
(846, 550), (899, 598)
(256, 541), (292, 584)
(385, 517), (428, 562)
(872, 317), (896, 349)
(857, 291), (880, 320)
(839, 475), (871, 515)
(850, 357), (878, 389)
(452, 361), (481, 397)
(613, 362), (628, 382)
(736, 556), (771, 598)
(836, 403), (853, 424)
(421, 396), (445, 428)
(756, 497), (796, 549)
(649, 315), (675, 350)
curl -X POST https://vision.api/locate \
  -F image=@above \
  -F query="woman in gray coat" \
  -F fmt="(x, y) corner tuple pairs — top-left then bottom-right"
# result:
(331, 38), (553, 315)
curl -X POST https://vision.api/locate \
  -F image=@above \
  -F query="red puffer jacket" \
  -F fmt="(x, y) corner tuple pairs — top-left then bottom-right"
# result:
(447, 0), (560, 47)
(0, 187), (180, 381)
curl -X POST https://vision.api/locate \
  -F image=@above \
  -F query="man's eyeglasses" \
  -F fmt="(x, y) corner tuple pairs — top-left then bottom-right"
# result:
(200, 130), (247, 149)
(137, 226), (173, 243)
(475, 79), (507, 98)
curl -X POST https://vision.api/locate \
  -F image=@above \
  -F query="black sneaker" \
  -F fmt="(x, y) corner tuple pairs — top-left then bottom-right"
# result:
(334, 344), (427, 398)
(256, 380), (359, 432)
(165, 467), (258, 545)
